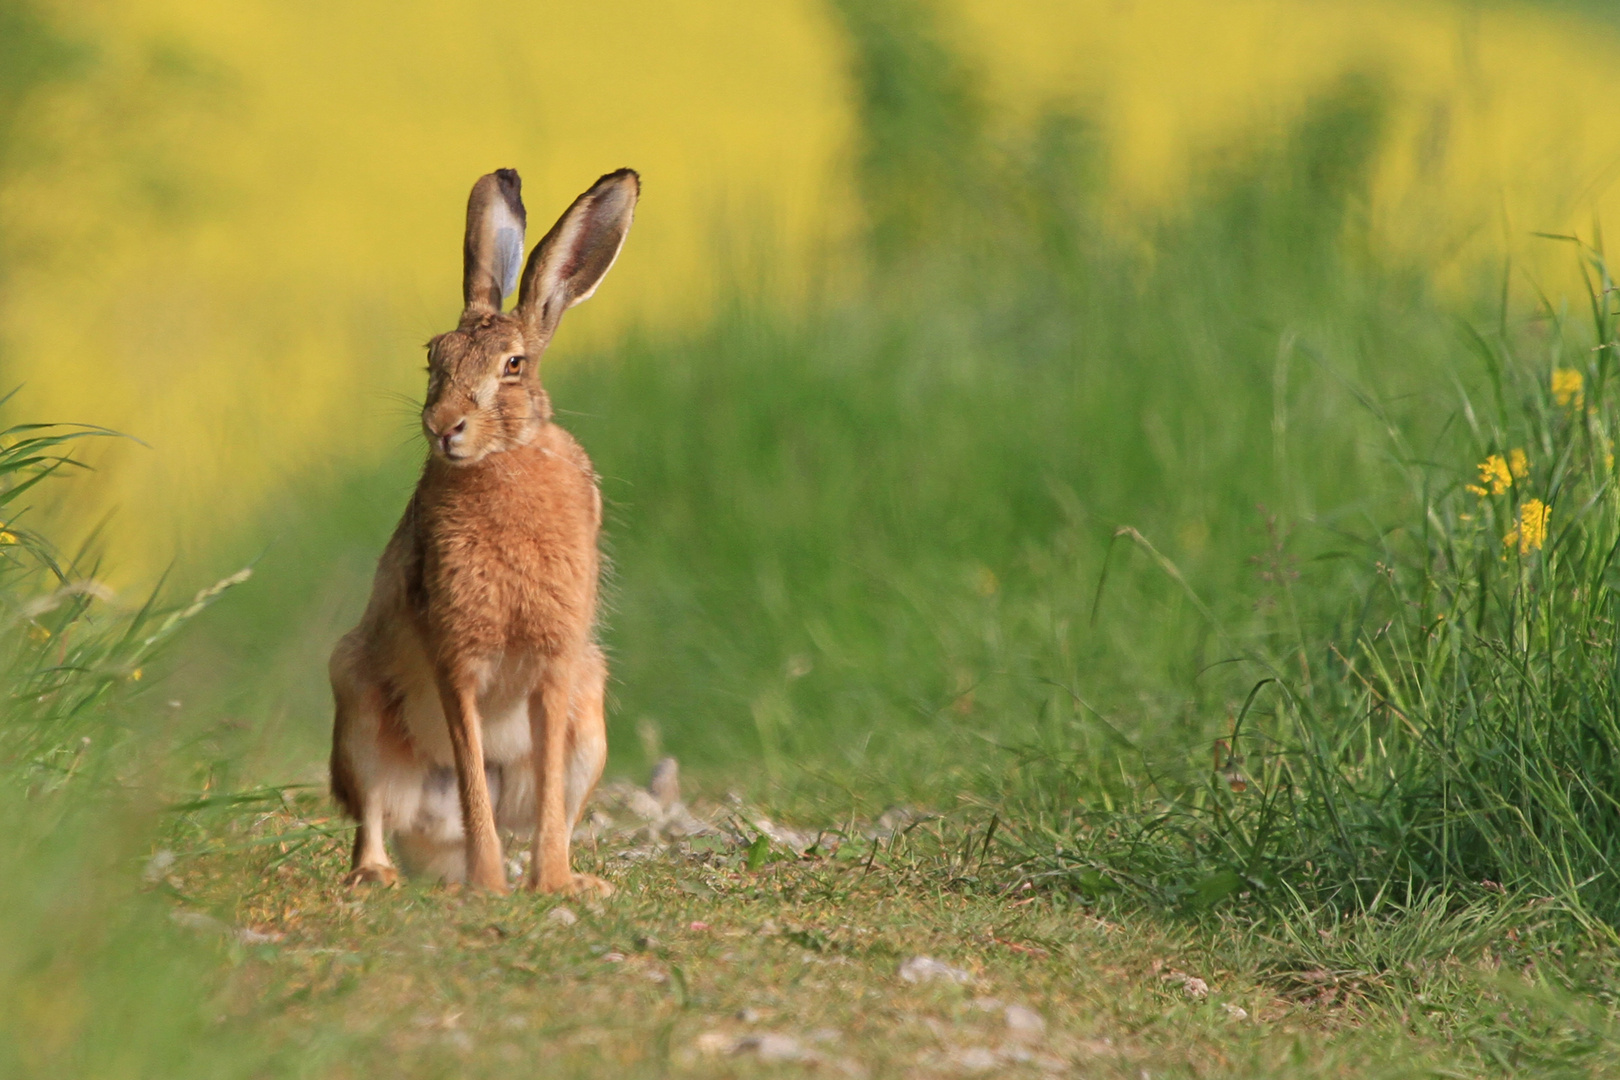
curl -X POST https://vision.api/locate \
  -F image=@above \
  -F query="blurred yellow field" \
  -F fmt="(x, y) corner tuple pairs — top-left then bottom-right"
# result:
(5, 0), (1620, 578)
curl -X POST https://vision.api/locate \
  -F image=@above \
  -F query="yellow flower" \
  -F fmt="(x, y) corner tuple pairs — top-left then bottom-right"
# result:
(1469, 453), (1514, 496)
(1553, 368), (1585, 410)
(0, 532), (17, 545)
(1509, 448), (1529, 480)
(130, 668), (143, 682)
(1504, 498), (1550, 555)
(27, 624), (50, 642)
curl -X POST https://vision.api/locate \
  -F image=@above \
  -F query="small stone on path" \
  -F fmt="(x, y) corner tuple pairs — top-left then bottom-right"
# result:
(947, 1046), (1000, 1073)
(171, 910), (229, 935)
(1004, 1003), (1046, 1041)
(899, 955), (975, 986)
(143, 849), (176, 883)
(626, 788), (664, 821)
(734, 1032), (809, 1063)
(1159, 968), (1210, 999)
(648, 757), (681, 808)
(694, 1031), (732, 1056)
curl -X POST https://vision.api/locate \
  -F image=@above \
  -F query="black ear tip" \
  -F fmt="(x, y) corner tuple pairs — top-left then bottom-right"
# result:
(489, 168), (526, 223)
(603, 167), (640, 192)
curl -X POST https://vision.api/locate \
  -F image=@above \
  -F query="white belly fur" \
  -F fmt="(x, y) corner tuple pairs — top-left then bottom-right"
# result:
(372, 650), (541, 844)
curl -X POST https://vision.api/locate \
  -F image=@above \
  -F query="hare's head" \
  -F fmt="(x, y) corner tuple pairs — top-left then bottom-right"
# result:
(422, 168), (638, 464)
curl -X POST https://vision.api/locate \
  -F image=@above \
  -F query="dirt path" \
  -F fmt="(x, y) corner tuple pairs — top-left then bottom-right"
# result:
(157, 773), (1451, 1078)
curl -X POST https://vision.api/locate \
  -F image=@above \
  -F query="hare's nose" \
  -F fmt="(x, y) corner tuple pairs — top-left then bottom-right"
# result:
(427, 414), (469, 457)
(428, 416), (466, 440)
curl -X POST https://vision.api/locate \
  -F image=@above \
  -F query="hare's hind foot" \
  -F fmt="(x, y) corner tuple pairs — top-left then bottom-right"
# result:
(345, 816), (399, 887)
(344, 863), (400, 888)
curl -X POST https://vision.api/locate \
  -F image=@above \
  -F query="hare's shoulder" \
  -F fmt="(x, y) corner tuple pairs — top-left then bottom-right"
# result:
(529, 423), (598, 485)
(492, 426), (600, 525)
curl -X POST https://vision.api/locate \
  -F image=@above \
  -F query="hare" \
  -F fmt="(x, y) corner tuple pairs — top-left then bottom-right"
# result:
(328, 167), (638, 894)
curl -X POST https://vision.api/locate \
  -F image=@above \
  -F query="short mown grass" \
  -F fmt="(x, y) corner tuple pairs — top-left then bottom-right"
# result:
(145, 788), (1620, 1079)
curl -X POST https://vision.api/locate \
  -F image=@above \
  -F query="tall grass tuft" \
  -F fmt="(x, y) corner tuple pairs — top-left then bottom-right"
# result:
(0, 414), (253, 1077)
(1009, 243), (1620, 928)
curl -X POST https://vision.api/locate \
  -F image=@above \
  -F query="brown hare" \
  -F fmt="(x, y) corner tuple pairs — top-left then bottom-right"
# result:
(328, 167), (638, 895)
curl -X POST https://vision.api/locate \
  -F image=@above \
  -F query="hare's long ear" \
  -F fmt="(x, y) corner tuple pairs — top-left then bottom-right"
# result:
(516, 168), (639, 343)
(462, 169), (527, 315)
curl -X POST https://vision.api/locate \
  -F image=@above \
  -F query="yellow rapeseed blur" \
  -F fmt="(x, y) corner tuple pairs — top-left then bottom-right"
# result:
(3, 0), (1620, 580)
(961, 0), (1620, 288)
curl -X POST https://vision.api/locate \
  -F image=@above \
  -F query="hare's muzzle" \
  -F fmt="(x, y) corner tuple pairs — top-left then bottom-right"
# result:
(424, 412), (470, 461)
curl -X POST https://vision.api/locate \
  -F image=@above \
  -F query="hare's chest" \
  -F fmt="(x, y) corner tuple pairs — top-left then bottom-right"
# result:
(418, 500), (594, 657)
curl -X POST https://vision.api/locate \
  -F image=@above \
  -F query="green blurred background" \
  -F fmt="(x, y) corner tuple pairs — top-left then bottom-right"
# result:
(5, 0), (1620, 795)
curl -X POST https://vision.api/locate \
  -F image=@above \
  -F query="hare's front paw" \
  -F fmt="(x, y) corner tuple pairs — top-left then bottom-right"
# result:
(344, 864), (400, 888)
(524, 870), (614, 897)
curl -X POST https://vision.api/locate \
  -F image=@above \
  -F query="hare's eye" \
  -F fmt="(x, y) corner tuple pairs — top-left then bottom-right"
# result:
(503, 355), (525, 378)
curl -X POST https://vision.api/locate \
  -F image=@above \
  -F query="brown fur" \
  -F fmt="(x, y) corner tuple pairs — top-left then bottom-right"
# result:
(329, 167), (638, 894)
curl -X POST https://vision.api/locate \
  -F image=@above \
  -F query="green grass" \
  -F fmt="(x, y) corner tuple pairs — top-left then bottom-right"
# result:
(988, 245), (1620, 927)
(11, 0), (1620, 1075)
(0, 418), (249, 1079)
(138, 789), (1620, 1079)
